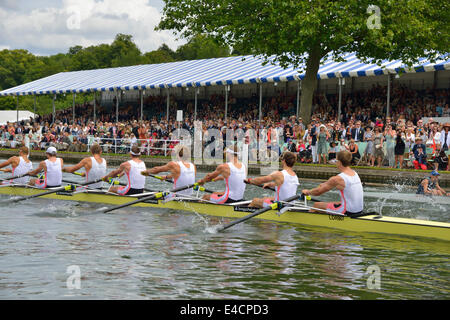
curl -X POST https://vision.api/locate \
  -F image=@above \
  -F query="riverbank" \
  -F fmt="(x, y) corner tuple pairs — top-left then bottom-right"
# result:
(1, 149), (449, 187)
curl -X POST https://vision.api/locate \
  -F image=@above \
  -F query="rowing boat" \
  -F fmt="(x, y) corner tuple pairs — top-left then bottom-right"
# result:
(0, 185), (449, 241)
(364, 191), (450, 205)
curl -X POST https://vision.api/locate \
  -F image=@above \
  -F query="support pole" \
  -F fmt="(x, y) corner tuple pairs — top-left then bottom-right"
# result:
(296, 80), (301, 118)
(33, 94), (37, 117)
(72, 93), (76, 124)
(166, 88), (170, 122)
(338, 77), (343, 122)
(52, 94), (56, 124)
(140, 89), (144, 121)
(16, 95), (19, 124)
(387, 74), (391, 118)
(194, 88), (198, 121)
(225, 85), (229, 122)
(93, 91), (96, 124)
(259, 83), (263, 125)
(115, 90), (119, 123)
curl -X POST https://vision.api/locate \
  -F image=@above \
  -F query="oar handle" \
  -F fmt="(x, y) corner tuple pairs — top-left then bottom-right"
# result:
(148, 173), (214, 194)
(245, 180), (319, 202)
(103, 182), (202, 214)
(217, 194), (301, 232)
(0, 172), (31, 182)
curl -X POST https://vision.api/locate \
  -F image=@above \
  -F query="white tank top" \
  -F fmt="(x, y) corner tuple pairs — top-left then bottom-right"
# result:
(174, 161), (195, 196)
(226, 162), (246, 201)
(45, 158), (62, 187)
(126, 159), (146, 190)
(338, 171), (364, 213)
(275, 170), (299, 201)
(12, 156), (33, 184)
(86, 157), (107, 189)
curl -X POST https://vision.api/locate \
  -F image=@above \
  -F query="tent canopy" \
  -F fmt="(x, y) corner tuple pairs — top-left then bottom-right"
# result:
(0, 52), (449, 96)
(0, 111), (36, 125)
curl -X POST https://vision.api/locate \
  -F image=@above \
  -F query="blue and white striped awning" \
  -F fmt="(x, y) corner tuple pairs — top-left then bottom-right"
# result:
(1, 52), (449, 96)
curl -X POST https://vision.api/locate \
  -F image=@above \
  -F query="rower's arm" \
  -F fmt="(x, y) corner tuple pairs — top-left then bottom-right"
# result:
(62, 158), (88, 174)
(198, 164), (226, 184)
(0, 157), (15, 169)
(246, 171), (281, 187)
(144, 162), (175, 175)
(303, 176), (341, 197)
(104, 162), (128, 181)
(422, 180), (432, 194)
(28, 161), (45, 176)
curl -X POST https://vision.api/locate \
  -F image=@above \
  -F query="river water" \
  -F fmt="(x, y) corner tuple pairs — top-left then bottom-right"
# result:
(0, 165), (448, 300)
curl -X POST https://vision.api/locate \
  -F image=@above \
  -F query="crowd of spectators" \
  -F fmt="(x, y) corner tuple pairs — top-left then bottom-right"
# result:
(1, 84), (449, 171)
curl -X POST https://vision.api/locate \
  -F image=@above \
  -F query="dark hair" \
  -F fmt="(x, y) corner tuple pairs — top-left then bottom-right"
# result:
(90, 144), (102, 155)
(337, 150), (352, 167)
(280, 152), (296, 167)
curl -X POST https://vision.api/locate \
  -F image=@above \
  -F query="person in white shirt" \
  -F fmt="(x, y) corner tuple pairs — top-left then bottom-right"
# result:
(303, 150), (364, 216)
(62, 144), (107, 189)
(28, 147), (63, 188)
(102, 145), (146, 195)
(440, 123), (450, 151)
(197, 145), (246, 204)
(141, 144), (196, 196)
(0, 146), (33, 185)
(245, 152), (299, 208)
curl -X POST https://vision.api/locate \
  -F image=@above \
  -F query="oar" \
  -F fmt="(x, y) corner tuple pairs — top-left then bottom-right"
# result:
(244, 179), (322, 202)
(0, 172), (31, 182)
(9, 177), (105, 203)
(215, 194), (302, 232)
(102, 182), (202, 214)
(72, 171), (156, 192)
(146, 173), (215, 193)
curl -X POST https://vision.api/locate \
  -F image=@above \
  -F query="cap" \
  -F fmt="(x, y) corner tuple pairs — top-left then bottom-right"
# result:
(430, 170), (440, 177)
(46, 147), (57, 155)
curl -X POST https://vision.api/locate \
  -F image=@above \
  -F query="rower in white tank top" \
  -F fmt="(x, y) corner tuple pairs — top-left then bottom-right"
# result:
(226, 162), (246, 201)
(40, 158), (62, 188)
(334, 172), (364, 214)
(86, 157), (107, 189)
(174, 161), (195, 196)
(275, 170), (299, 201)
(117, 159), (146, 195)
(11, 157), (33, 185)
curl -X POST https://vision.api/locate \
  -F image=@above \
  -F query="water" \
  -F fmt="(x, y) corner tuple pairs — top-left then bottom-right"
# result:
(0, 167), (449, 299)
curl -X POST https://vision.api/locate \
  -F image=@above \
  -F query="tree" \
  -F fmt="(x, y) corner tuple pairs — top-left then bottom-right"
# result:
(157, 0), (449, 123)
(175, 34), (231, 60)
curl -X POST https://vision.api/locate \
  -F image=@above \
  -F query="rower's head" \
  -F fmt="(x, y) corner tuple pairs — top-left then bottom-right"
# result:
(18, 146), (29, 157)
(172, 144), (191, 162)
(90, 144), (102, 156)
(280, 151), (296, 168)
(336, 150), (352, 168)
(130, 145), (141, 159)
(46, 146), (57, 158)
(224, 145), (239, 162)
(430, 170), (440, 182)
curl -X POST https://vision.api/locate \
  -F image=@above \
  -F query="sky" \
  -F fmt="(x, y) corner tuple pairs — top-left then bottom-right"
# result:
(0, 0), (183, 55)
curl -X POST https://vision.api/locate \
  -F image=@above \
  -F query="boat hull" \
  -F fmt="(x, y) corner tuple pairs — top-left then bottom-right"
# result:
(0, 186), (449, 241)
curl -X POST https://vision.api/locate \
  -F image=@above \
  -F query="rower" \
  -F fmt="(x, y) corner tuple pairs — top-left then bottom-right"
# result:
(62, 144), (107, 189)
(302, 150), (364, 215)
(0, 146), (33, 185)
(197, 145), (246, 204)
(28, 147), (63, 188)
(141, 144), (196, 196)
(245, 151), (299, 208)
(102, 145), (146, 195)
(416, 170), (450, 196)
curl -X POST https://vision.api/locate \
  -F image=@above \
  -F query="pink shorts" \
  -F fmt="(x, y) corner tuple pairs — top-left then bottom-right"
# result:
(326, 202), (346, 214)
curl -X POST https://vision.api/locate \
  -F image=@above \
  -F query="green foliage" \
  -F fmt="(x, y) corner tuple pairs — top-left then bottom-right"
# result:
(157, 0), (449, 123)
(0, 33), (232, 115)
